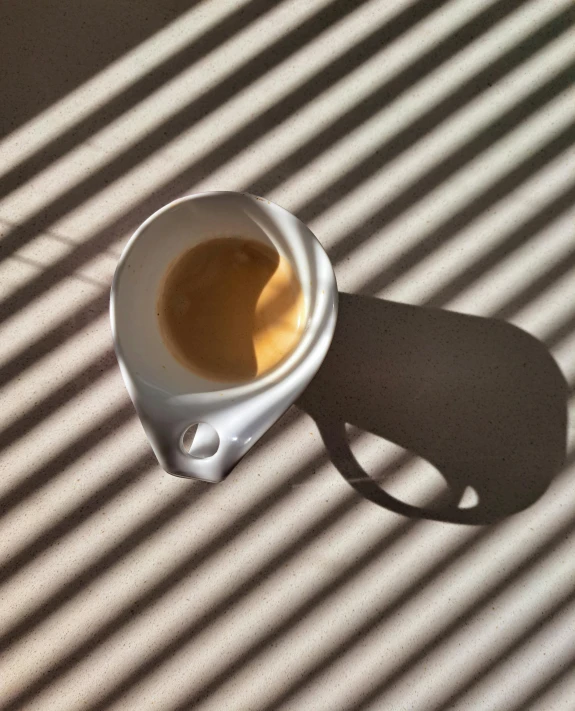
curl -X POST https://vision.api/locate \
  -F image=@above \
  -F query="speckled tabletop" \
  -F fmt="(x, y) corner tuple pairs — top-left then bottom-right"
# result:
(1, 1), (574, 709)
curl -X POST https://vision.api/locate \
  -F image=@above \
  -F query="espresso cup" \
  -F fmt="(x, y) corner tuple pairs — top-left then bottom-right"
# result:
(110, 192), (338, 482)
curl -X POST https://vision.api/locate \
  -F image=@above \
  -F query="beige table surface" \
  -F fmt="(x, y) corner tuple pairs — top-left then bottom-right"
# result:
(1, 1), (574, 709)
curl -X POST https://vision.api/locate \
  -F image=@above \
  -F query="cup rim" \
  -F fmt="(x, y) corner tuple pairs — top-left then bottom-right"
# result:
(110, 191), (338, 400)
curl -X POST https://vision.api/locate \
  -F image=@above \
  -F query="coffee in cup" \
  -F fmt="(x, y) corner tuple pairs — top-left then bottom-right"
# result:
(157, 237), (305, 382)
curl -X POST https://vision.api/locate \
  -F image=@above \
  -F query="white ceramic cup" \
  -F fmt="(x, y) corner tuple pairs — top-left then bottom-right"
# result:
(110, 192), (338, 482)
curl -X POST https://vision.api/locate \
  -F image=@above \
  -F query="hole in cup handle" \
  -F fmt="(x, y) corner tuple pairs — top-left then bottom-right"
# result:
(180, 422), (220, 459)
(138, 402), (249, 481)
(164, 418), (246, 483)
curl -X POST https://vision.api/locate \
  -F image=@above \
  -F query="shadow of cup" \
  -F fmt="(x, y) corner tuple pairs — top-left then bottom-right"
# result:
(298, 294), (567, 524)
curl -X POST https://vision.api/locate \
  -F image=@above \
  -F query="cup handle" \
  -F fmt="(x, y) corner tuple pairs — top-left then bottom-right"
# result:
(136, 408), (242, 483)
(134, 388), (295, 483)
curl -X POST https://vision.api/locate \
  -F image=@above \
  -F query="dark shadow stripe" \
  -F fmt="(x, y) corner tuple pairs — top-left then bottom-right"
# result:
(505, 648), (575, 711)
(359, 122), (575, 296)
(0, 434), (342, 711)
(345, 478), (575, 710)
(0, 402), (135, 518)
(0, 453), (155, 589)
(424, 181), (575, 310)
(0, 0), (371, 265)
(431, 589), (575, 711)
(496, 248), (575, 322)
(0, 0), (286, 201)
(251, 2), (572, 213)
(327, 47), (575, 264)
(89, 511), (417, 711)
(257, 494), (575, 711)
(0, 291), (109, 391)
(0, 350), (116, 454)
(544, 310), (575, 350)
(0, 453), (207, 645)
(0, 0), (203, 138)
